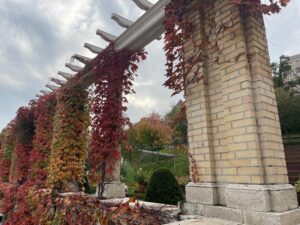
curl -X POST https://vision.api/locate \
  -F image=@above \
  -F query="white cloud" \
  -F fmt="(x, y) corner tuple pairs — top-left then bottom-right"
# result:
(0, 74), (23, 88)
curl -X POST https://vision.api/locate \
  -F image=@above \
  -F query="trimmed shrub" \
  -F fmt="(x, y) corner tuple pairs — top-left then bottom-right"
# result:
(145, 169), (184, 205)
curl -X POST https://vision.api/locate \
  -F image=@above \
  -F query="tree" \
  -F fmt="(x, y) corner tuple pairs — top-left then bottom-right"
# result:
(272, 55), (300, 136)
(165, 100), (187, 145)
(128, 113), (172, 151)
(272, 55), (300, 91)
(275, 88), (300, 136)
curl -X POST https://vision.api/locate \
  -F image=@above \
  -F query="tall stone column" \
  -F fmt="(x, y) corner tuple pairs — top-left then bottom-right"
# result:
(184, 1), (300, 224)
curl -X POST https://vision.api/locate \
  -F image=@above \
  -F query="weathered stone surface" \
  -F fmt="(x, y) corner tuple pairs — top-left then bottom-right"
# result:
(181, 202), (204, 216)
(102, 181), (126, 199)
(185, 183), (218, 205)
(225, 184), (271, 212)
(244, 208), (300, 225)
(270, 188), (298, 212)
(203, 205), (244, 224)
(165, 218), (240, 225)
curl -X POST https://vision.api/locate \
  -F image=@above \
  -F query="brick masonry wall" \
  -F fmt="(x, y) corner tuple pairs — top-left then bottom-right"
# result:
(185, 0), (288, 184)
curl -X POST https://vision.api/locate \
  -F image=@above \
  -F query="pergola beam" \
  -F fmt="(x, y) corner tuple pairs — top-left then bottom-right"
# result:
(58, 71), (74, 80)
(46, 84), (60, 91)
(84, 43), (103, 54)
(50, 78), (67, 86)
(111, 13), (134, 28)
(133, 0), (154, 11)
(71, 54), (92, 64)
(65, 63), (83, 72)
(41, 90), (52, 95)
(96, 29), (117, 43)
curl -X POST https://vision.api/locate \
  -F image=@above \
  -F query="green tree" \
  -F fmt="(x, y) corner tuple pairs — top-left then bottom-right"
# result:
(276, 89), (300, 136)
(272, 55), (300, 91)
(165, 100), (188, 145)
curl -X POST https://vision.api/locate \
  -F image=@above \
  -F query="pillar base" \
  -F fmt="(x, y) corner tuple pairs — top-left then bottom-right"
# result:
(183, 182), (300, 225)
(96, 181), (126, 199)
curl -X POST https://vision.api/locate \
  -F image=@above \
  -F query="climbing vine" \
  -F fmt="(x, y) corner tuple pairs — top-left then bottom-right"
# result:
(0, 121), (16, 182)
(89, 44), (147, 197)
(164, 0), (290, 95)
(9, 106), (35, 184)
(30, 93), (56, 187)
(47, 83), (89, 192)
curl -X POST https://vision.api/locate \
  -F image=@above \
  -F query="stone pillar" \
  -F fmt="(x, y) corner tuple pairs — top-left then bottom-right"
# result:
(100, 148), (126, 199)
(183, 1), (300, 224)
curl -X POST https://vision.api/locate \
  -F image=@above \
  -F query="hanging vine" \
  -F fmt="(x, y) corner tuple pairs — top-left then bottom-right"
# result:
(89, 44), (147, 197)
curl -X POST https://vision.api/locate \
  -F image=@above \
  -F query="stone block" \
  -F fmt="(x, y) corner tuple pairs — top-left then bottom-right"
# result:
(185, 183), (218, 205)
(244, 208), (300, 225)
(270, 186), (299, 212)
(181, 202), (204, 216)
(102, 181), (126, 199)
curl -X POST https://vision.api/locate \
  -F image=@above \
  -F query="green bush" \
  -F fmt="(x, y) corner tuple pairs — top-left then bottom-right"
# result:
(145, 169), (184, 205)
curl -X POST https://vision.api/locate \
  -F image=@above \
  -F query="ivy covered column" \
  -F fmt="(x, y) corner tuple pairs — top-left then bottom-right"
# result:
(89, 45), (146, 199)
(47, 84), (89, 193)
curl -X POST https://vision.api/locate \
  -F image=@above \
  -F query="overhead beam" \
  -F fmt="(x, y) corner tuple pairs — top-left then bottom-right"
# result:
(111, 13), (134, 28)
(46, 84), (59, 91)
(58, 71), (74, 80)
(41, 90), (51, 95)
(71, 54), (92, 64)
(84, 43), (103, 54)
(65, 63), (83, 72)
(96, 29), (117, 43)
(50, 78), (67, 86)
(133, 0), (154, 11)
(38, 0), (169, 94)
(115, 0), (169, 50)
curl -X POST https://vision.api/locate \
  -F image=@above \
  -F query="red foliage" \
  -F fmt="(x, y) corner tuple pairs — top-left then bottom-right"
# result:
(89, 44), (147, 190)
(9, 106), (35, 184)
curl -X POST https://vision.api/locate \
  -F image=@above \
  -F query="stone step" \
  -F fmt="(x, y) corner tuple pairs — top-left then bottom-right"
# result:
(165, 218), (241, 225)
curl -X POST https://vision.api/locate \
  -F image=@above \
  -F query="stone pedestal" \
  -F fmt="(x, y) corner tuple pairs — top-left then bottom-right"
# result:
(102, 181), (126, 199)
(183, 182), (300, 225)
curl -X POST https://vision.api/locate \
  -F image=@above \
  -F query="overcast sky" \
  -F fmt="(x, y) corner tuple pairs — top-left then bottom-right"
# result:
(0, 0), (299, 131)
